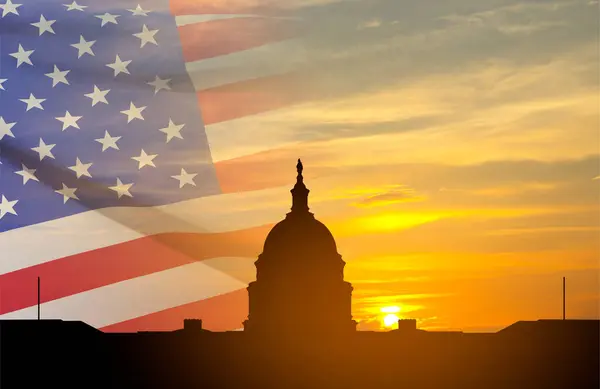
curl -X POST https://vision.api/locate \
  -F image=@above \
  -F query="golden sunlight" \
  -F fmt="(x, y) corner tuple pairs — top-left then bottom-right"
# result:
(381, 306), (401, 328)
(383, 314), (400, 327)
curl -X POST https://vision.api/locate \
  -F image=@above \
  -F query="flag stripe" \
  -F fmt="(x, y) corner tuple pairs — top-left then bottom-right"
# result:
(170, 0), (287, 17)
(0, 259), (248, 328)
(0, 228), (267, 315)
(197, 72), (310, 125)
(178, 17), (302, 62)
(101, 288), (248, 332)
(185, 39), (306, 91)
(175, 14), (262, 27)
(205, 102), (311, 163)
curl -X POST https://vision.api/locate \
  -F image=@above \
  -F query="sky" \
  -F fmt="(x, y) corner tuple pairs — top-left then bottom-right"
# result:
(224, 0), (600, 332)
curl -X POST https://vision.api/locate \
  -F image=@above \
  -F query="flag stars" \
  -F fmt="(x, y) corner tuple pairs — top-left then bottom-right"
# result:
(0, 0), (21, 18)
(19, 93), (45, 111)
(0, 79), (7, 91)
(95, 12), (119, 27)
(84, 85), (109, 106)
(147, 76), (171, 94)
(106, 55), (131, 77)
(55, 184), (79, 204)
(15, 163), (39, 185)
(95, 130), (121, 152)
(172, 168), (197, 188)
(133, 24), (159, 48)
(64, 1), (86, 11)
(56, 111), (82, 131)
(71, 35), (95, 58)
(9, 44), (34, 68)
(159, 119), (185, 143)
(121, 102), (146, 123)
(31, 138), (55, 161)
(69, 158), (93, 179)
(131, 149), (157, 169)
(0, 117), (16, 140)
(0, 195), (18, 220)
(31, 15), (56, 36)
(109, 178), (133, 199)
(128, 4), (150, 16)
(45, 65), (70, 87)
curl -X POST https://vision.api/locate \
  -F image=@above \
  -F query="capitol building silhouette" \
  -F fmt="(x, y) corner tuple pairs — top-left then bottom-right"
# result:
(0, 160), (598, 389)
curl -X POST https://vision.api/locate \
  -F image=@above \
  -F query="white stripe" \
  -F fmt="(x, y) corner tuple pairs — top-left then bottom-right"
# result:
(0, 259), (248, 328)
(0, 178), (354, 275)
(206, 104), (309, 163)
(175, 14), (261, 27)
(186, 39), (306, 91)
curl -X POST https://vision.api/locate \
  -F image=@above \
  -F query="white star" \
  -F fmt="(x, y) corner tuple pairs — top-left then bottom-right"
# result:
(95, 130), (121, 152)
(95, 13), (119, 27)
(69, 157), (92, 178)
(64, 1), (86, 11)
(31, 15), (56, 36)
(131, 149), (157, 169)
(0, 0), (21, 17)
(147, 76), (171, 94)
(0, 117), (16, 140)
(109, 178), (133, 198)
(71, 35), (95, 58)
(159, 119), (185, 143)
(14, 163), (39, 185)
(84, 85), (109, 106)
(19, 93), (45, 111)
(56, 111), (82, 131)
(128, 4), (150, 16)
(31, 138), (55, 161)
(171, 168), (197, 188)
(45, 65), (70, 87)
(133, 24), (158, 48)
(106, 55), (131, 77)
(55, 183), (79, 204)
(0, 195), (18, 220)
(0, 79), (7, 91)
(9, 44), (34, 68)
(121, 102), (146, 123)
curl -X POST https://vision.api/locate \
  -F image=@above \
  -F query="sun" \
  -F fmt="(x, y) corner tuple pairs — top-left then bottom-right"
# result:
(383, 313), (399, 327)
(381, 306), (401, 327)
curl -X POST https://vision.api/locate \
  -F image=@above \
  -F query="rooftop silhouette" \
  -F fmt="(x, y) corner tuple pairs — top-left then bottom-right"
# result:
(1, 160), (598, 389)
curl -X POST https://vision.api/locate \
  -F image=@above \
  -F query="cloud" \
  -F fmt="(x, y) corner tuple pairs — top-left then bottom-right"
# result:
(357, 18), (382, 30)
(354, 185), (425, 207)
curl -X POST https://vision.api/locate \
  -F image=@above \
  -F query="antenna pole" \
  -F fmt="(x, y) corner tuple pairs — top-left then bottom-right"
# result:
(562, 277), (565, 320)
(37, 276), (40, 320)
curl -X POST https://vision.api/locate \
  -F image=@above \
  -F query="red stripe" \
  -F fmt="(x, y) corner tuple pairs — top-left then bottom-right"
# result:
(0, 227), (270, 315)
(170, 0), (287, 16)
(198, 72), (315, 125)
(101, 288), (248, 332)
(214, 147), (334, 193)
(178, 17), (302, 63)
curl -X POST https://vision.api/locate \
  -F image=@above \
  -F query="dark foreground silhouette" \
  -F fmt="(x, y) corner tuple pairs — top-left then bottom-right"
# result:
(1, 161), (598, 388)
(1, 318), (599, 389)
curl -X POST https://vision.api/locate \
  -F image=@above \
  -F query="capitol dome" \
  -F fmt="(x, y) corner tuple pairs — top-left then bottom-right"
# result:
(261, 159), (337, 256)
(263, 214), (338, 254)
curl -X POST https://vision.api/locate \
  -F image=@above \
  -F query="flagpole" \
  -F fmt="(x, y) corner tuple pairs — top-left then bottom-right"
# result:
(562, 277), (565, 320)
(37, 277), (40, 320)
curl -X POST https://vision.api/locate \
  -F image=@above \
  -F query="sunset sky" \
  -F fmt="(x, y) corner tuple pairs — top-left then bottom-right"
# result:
(0, 0), (597, 333)
(213, 0), (599, 332)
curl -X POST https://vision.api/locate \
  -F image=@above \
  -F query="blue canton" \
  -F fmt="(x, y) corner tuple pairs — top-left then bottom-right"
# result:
(0, 0), (221, 232)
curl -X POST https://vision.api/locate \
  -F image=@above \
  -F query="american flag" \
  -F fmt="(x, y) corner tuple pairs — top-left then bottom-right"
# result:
(0, 0), (309, 331)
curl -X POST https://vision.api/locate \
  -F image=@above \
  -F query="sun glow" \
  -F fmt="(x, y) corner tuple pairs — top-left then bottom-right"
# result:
(381, 306), (401, 327)
(383, 314), (399, 327)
